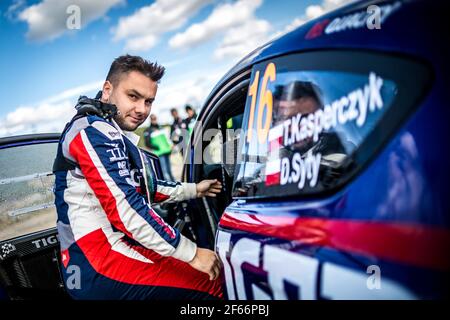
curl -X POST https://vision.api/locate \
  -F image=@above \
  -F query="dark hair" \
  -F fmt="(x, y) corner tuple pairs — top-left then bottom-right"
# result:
(170, 108), (178, 113)
(185, 104), (194, 111)
(106, 54), (165, 85)
(275, 81), (323, 106)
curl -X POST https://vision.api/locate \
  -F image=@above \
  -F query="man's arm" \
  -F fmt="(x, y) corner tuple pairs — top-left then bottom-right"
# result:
(153, 180), (197, 204)
(66, 120), (196, 262)
(153, 179), (222, 204)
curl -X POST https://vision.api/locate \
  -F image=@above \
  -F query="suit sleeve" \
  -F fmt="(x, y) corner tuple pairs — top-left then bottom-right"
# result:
(66, 121), (197, 262)
(152, 179), (198, 204)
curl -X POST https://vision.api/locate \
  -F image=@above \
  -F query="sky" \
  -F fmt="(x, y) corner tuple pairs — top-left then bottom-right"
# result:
(0, 0), (353, 137)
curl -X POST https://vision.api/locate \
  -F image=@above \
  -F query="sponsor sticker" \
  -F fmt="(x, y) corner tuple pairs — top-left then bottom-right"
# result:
(305, 2), (401, 39)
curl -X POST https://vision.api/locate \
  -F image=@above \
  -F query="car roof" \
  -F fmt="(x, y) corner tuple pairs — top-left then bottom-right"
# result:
(0, 133), (60, 149)
(203, 0), (443, 109)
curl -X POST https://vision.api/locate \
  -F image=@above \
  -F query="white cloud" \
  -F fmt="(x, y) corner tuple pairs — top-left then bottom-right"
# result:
(0, 81), (102, 137)
(124, 34), (157, 52)
(4, 0), (26, 21)
(270, 17), (307, 40)
(3, 101), (73, 129)
(0, 68), (229, 136)
(167, 0), (352, 62)
(304, 0), (355, 20)
(113, 0), (211, 52)
(170, 0), (347, 61)
(271, 0), (355, 39)
(282, 17), (307, 34)
(40, 80), (104, 105)
(18, 0), (123, 41)
(150, 64), (232, 124)
(169, 0), (263, 49)
(306, 5), (325, 19)
(213, 18), (271, 60)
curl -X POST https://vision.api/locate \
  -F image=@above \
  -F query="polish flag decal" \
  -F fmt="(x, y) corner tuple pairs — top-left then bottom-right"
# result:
(265, 125), (283, 186)
(265, 159), (281, 186)
(268, 124), (283, 154)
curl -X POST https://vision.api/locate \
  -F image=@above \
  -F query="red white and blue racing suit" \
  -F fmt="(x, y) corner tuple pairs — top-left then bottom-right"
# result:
(53, 114), (222, 300)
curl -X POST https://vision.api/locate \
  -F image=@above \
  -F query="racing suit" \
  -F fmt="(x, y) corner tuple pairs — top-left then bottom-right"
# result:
(53, 113), (222, 300)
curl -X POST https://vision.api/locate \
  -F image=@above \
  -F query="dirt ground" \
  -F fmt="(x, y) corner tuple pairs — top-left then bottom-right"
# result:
(0, 208), (55, 241)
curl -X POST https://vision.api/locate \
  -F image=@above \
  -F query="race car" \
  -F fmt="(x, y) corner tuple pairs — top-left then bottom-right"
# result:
(0, 0), (448, 300)
(179, 0), (450, 299)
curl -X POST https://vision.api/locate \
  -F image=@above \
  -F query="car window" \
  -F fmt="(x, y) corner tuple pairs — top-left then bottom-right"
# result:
(0, 142), (57, 241)
(233, 51), (431, 199)
(195, 83), (248, 229)
(203, 130), (222, 167)
(222, 113), (244, 179)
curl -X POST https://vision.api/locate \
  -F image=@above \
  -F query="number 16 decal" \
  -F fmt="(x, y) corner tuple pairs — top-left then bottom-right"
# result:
(247, 62), (277, 144)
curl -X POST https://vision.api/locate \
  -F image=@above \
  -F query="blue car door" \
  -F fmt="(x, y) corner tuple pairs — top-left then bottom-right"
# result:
(215, 50), (449, 300)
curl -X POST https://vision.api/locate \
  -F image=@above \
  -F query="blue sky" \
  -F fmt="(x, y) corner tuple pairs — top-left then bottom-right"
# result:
(0, 0), (351, 137)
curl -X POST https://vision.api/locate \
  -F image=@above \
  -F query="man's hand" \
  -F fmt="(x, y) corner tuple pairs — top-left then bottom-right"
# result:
(188, 248), (221, 280)
(196, 179), (222, 197)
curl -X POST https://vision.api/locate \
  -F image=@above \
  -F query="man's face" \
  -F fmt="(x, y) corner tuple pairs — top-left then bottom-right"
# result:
(186, 109), (194, 118)
(102, 70), (157, 131)
(150, 115), (157, 125)
(171, 110), (178, 119)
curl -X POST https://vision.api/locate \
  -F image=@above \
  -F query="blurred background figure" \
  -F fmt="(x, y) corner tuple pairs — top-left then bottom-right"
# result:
(170, 108), (184, 146)
(170, 107), (186, 157)
(184, 104), (197, 135)
(143, 114), (175, 181)
(169, 105), (198, 157)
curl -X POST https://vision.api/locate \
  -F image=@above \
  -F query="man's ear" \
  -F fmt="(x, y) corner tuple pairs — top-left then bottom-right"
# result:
(101, 81), (113, 102)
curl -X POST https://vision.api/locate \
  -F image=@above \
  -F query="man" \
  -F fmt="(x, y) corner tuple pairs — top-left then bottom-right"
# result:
(169, 107), (188, 156)
(143, 114), (175, 181)
(183, 104), (197, 135)
(169, 108), (184, 145)
(53, 55), (223, 300)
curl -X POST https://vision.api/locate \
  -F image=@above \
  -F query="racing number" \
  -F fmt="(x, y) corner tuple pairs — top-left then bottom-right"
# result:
(247, 63), (277, 143)
(246, 70), (259, 143)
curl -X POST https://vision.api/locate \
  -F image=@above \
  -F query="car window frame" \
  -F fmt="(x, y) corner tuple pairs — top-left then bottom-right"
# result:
(184, 73), (251, 245)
